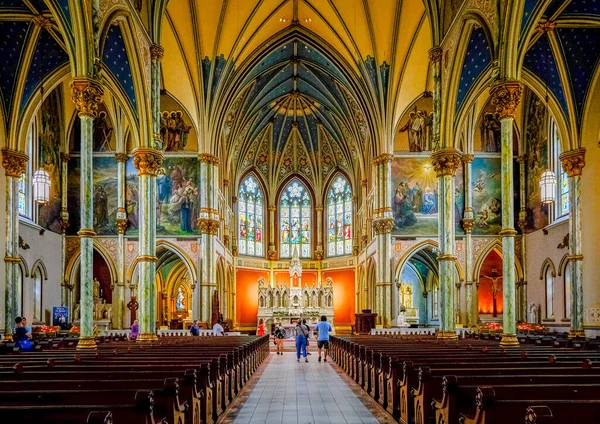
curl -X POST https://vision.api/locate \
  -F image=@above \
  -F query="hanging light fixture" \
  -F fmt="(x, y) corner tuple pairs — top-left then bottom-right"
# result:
(32, 168), (51, 204)
(540, 170), (556, 204)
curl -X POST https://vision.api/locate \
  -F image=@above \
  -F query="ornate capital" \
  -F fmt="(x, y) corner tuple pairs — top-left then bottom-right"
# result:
(150, 44), (164, 61)
(115, 153), (129, 163)
(1, 149), (28, 177)
(268, 205), (276, 213)
(315, 207), (324, 213)
(198, 218), (220, 235)
(372, 218), (394, 235)
(431, 148), (461, 177)
(314, 249), (324, 261)
(516, 154), (527, 164)
(60, 218), (70, 234)
(462, 218), (474, 234)
(198, 153), (220, 165)
(372, 153), (394, 166)
(70, 78), (104, 118)
(132, 148), (164, 176)
(60, 152), (71, 163)
(490, 81), (522, 119)
(116, 218), (128, 235)
(428, 47), (442, 63)
(461, 154), (474, 164)
(559, 148), (586, 177)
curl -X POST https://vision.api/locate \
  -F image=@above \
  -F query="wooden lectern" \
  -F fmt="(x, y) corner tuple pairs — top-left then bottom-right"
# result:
(355, 310), (377, 335)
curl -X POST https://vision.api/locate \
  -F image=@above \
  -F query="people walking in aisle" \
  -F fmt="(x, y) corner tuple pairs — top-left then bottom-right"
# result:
(315, 315), (333, 362)
(295, 319), (310, 362)
(273, 324), (286, 355)
(302, 318), (312, 355)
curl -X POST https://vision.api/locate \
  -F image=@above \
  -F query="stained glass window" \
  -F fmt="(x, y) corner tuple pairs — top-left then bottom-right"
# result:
(545, 266), (554, 318)
(327, 175), (353, 256)
(560, 170), (569, 216)
(18, 174), (27, 216)
(280, 180), (311, 258)
(238, 175), (264, 257)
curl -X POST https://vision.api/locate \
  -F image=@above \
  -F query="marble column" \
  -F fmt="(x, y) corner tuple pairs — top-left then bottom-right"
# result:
(267, 205), (276, 260)
(315, 206), (324, 260)
(115, 153), (129, 329)
(198, 154), (220, 325)
(462, 154), (476, 327)
(559, 149), (586, 338)
(70, 78), (103, 350)
(431, 149), (461, 339)
(1, 149), (28, 340)
(429, 47), (442, 152)
(517, 155), (528, 322)
(59, 153), (70, 308)
(150, 44), (164, 150)
(132, 148), (163, 342)
(372, 154), (394, 327)
(490, 82), (522, 347)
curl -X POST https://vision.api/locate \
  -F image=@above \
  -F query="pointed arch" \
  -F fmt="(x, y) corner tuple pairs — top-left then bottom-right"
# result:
(30, 260), (49, 281)
(539, 258), (556, 280)
(325, 172), (353, 257)
(238, 171), (266, 257)
(64, 241), (118, 292)
(473, 239), (524, 283)
(557, 253), (570, 277)
(278, 177), (314, 258)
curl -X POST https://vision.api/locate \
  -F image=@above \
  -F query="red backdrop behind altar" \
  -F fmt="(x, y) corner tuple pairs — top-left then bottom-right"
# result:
(478, 250), (504, 314)
(235, 267), (356, 328)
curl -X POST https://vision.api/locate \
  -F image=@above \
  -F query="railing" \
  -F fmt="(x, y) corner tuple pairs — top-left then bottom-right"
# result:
(102, 329), (242, 337)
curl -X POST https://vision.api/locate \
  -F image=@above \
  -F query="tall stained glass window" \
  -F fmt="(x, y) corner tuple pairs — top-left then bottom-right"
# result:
(560, 170), (569, 217)
(18, 174), (27, 216)
(327, 175), (352, 256)
(238, 175), (264, 257)
(280, 180), (311, 258)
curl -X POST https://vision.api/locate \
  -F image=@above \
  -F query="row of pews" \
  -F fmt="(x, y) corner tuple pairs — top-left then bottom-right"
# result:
(330, 334), (600, 424)
(0, 335), (269, 423)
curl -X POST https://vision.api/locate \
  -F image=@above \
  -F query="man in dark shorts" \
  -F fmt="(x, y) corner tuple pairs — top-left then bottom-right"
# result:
(315, 315), (332, 362)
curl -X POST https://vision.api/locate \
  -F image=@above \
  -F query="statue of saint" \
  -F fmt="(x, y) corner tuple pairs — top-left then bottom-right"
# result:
(528, 302), (538, 324)
(93, 278), (101, 300)
(73, 303), (80, 321)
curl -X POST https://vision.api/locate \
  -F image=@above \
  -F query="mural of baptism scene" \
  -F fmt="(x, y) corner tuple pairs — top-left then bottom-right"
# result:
(125, 157), (200, 236)
(391, 157), (464, 235)
(37, 88), (63, 233)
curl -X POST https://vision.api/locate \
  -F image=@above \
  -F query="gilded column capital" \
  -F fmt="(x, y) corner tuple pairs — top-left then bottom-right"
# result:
(371, 153), (394, 166)
(559, 148), (586, 177)
(490, 81), (522, 119)
(516, 154), (527, 164)
(315, 206), (324, 213)
(1, 149), (28, 177)
(428, 47), (443, 63)
(431, 148), (461, 177)
(60, 152), (71, 162)
(115, 153), (129, 163)
(132, 148), (164, 176)
(116, 219), (128, 235)
(462, 219), (474, 234)
(198, 218), (220, 235)
(198, 153), (220, 165)
(70, 78), (104, 118)
(268, 205), (276, 212)
(372, 218), (394, 234)
(150, 44), (164, 61)
(461, 154), (474, 164)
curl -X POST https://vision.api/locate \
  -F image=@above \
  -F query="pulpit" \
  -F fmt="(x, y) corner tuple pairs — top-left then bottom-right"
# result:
(355, 310), (377, 335)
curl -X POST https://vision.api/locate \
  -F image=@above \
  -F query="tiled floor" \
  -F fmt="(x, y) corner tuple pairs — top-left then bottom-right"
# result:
(223, 352), (390, 424)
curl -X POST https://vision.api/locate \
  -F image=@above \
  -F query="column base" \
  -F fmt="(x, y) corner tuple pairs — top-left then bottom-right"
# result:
(436, 331), (458, 340)
(76, 336), (97, 350)
(568, 329), (586, 338)
(3, 335), (14, 343)
(137, 333), (156, 344)
(500, 333), (519, 347)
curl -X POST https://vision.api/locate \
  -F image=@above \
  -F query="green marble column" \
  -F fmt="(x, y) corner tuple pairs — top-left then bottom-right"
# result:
(132, 149), (163, 342)
(198, 154), (220, 325)
(559, 149), (586, 338)
(372, 154), (394, 327)
(431, 149), (461, 339)
(115, 153), (129, 329)
(462, 154), (476, 327)
(2, 150), (28, 340)
(71, 79), (103, 350)
(491, 82), (522, 347)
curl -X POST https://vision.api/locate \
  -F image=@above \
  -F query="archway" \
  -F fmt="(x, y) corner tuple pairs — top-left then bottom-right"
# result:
(477, 249), (503, 319)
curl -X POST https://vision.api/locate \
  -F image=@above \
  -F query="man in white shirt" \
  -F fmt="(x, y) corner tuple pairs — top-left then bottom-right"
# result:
(213, 319), (225, 336)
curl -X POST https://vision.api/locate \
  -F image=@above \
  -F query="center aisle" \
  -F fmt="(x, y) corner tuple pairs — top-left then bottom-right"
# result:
(222, 352), (392, 424)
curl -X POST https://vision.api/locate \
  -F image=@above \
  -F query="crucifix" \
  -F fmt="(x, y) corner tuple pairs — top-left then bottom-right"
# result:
(481, 269), (502, 317)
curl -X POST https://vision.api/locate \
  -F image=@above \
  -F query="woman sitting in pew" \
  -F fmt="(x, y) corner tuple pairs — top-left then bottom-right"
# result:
(13, 316), (32, 351)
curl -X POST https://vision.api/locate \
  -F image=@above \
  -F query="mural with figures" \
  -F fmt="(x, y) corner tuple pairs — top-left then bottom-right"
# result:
(471, 157), (502, 235)
(126, 157), (200, 236)
(37, 88), (63, 233)
(391, 157), (464, 236)
(525, 95), (549, 231)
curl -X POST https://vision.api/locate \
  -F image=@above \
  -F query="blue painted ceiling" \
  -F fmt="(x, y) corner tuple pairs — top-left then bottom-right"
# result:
(455, 27), (493, 113)
(0, 21), (32, 119)
(103, 23), (137, 111)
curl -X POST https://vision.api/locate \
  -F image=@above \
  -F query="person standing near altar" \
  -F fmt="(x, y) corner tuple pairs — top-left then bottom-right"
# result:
(315, 315), (332, 362)
(295, 319), (310, 362)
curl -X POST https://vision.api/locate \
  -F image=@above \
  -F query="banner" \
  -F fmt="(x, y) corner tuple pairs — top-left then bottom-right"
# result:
(52, 306), (69, 330)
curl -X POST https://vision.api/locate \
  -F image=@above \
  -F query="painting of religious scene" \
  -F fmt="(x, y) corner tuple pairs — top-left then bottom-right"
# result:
(37, 88), (63, 233)
(394, 95), (434, 152)
(66, 157), (119, 235)
(524, 94), (549, 231)
(68, 105), (116, 152)
(159, 93), (198, 152)
(471, 157), (502, 235)
(125, 157), (200, 236)
(474, 99), (519, 154)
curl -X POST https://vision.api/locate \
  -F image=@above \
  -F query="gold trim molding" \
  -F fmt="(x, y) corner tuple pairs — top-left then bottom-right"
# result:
(77, 229), (97, 238)
(198, 153), (220, 165)
(137, 255), (158, 263)
(371, 153), (394, 166)
(76, 336), (97, 350)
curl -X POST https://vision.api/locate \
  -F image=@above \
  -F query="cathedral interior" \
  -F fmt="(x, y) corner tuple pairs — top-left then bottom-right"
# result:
(2, 0), (600, 344)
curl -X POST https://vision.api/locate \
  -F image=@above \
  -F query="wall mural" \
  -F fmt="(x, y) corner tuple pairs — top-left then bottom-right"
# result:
(525, 95), (549, 231)
(158, 93), (198, 152)
(471, 157), (502, 235)
(394, 96), (434, 152)
(37, 88), (63, 233)
(69, 105), (117, 153)
(391, 157), (464, 236)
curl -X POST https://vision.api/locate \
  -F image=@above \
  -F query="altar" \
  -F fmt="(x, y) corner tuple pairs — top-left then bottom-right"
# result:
(257, 247), (334, 333)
